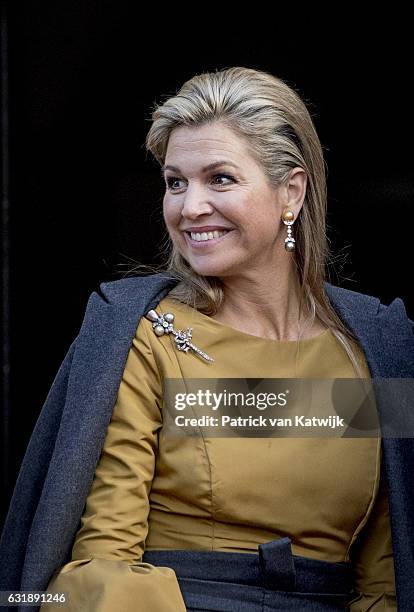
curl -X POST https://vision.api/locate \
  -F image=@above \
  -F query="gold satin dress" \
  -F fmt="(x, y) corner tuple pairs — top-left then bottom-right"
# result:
(41, 296), (396, 611)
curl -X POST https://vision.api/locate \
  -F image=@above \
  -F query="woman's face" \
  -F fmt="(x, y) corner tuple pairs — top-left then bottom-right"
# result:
(162, 121), (304, 279)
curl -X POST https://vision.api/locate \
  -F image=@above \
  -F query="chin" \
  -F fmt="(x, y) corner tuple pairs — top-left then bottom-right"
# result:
(186, 258), (239, 278)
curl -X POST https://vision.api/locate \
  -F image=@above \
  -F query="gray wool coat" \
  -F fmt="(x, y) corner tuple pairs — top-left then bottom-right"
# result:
(0, 273), (413, 611)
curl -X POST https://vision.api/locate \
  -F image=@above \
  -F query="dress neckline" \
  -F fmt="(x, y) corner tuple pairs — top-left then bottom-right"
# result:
(161, 297), (332, 345)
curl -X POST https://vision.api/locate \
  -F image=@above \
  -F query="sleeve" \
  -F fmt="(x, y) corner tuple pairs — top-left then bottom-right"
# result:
(40, 318), (187, 612)
(347, 457), (397, 611)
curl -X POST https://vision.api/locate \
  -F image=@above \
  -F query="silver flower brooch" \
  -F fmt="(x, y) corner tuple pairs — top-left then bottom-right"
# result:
(145, 309), (214, 363)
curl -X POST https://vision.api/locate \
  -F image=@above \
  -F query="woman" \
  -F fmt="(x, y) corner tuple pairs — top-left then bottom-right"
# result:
(1, 67), (412, 611)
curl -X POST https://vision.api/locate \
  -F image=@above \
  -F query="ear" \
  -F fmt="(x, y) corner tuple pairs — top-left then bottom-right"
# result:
(285, 168), (307, 216)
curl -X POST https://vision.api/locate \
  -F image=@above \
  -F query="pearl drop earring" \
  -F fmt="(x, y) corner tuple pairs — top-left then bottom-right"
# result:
(282, 208), (295, 252)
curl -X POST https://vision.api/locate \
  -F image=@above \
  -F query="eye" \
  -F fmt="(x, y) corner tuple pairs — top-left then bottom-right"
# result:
(211, 174), (235, 186)
(166, 176), (185, 191)
(165, 173), (236, 192)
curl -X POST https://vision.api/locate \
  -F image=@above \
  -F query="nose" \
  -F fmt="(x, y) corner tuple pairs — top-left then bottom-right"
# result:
(180, 183), (214, 220)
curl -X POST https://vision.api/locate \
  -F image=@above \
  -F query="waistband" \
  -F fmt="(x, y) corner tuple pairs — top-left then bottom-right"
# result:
(142, 537), (353, 611)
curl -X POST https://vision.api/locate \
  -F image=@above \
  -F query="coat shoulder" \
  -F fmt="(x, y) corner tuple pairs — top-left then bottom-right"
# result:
(94, 273), (178, 307)
(324, 281), (413, 327)
(324, 281), (381, 314)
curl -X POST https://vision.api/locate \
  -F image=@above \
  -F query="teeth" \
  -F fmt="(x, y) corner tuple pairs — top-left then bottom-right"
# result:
(190, 230), (229, 242)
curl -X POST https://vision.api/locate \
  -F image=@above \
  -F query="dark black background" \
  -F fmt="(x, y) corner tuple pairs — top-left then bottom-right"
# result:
(1, 5), (413, 526)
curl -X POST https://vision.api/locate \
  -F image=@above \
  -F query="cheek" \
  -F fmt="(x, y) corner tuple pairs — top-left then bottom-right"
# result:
(163, 198), (180, 230)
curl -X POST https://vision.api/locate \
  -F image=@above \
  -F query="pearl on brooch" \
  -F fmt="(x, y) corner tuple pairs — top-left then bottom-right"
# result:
(146, 310), (159, 323)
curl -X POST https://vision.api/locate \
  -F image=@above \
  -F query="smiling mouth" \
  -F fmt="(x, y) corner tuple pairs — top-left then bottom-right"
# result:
(186, 229), (231, 242)
(184, 229), (234, 248)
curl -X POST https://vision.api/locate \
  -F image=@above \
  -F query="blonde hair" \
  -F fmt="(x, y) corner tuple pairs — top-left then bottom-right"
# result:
(130, 67), (365, 377)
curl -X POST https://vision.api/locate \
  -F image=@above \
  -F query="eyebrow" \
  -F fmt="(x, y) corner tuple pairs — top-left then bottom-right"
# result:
(160, 160), (239, 176)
